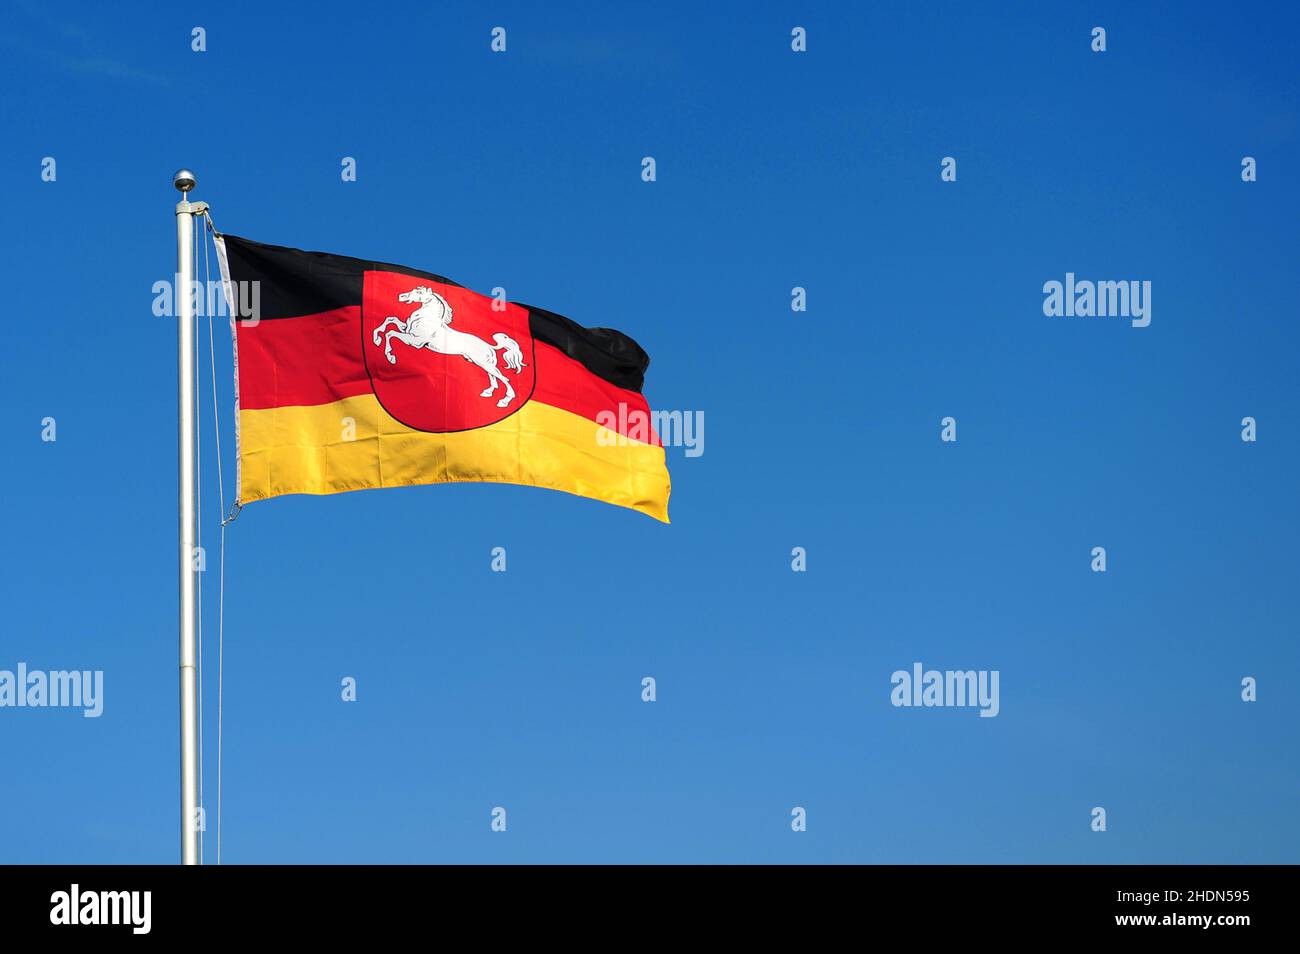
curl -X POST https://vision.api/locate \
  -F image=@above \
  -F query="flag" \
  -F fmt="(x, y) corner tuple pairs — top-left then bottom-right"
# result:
(213, 234), (670, 521)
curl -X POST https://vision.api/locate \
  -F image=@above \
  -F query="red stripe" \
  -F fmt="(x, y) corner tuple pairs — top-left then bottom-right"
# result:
(236, 307), (370, 410)
(237, 310), (658, 442)
(533, 340), (658, 444)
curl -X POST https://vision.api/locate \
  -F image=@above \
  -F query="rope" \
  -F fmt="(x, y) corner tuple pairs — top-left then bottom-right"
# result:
(202, 211), (230, 864)
(202, 211), (239, 531)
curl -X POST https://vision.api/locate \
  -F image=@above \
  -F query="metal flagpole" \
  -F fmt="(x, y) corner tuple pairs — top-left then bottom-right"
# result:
(174, 168), (205, 865)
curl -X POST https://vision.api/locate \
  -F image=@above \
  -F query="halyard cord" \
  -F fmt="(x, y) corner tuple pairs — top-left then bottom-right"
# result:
(201, 210), (236, 864)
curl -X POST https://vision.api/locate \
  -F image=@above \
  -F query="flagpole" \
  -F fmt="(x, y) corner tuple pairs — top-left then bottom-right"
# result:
(174, 169), (201, 865)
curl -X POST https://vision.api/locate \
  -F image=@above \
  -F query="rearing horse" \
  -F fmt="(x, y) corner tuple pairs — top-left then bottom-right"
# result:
(372, 286), (526, 408)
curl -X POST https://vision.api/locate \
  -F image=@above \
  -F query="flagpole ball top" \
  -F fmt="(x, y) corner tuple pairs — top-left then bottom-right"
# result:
(173, 169), (197, 193)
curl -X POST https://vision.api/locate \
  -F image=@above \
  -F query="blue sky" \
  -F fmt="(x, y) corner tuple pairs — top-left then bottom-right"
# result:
(1, 1), (1297, 863)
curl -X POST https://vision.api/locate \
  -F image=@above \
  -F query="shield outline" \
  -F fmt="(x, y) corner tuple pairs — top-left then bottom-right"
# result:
(360, 269), (537, 434)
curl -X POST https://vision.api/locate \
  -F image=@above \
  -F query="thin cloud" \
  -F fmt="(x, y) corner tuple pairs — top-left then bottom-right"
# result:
(2, 3), (172, 86)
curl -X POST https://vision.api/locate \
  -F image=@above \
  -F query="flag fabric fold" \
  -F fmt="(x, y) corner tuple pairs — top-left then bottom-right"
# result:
(214, 234), (670, 521)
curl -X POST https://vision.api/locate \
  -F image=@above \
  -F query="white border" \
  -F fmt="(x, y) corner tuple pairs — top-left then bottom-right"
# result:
(212, 233), (242, 507)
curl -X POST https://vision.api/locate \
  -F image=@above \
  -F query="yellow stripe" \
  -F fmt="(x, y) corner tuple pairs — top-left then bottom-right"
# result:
(238, 394), (670, 522)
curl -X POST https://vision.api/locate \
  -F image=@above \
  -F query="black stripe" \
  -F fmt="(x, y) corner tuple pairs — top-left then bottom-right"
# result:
(220, 234), (459, 320)
(220, 234), (648, 392)
(523, 304), (649, 394)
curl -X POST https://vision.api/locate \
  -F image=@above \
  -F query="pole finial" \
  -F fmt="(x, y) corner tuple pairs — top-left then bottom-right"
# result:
(173, 168), (197, 193)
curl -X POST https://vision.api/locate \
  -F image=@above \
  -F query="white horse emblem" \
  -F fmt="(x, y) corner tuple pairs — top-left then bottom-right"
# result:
(371, 286), (526, 409)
